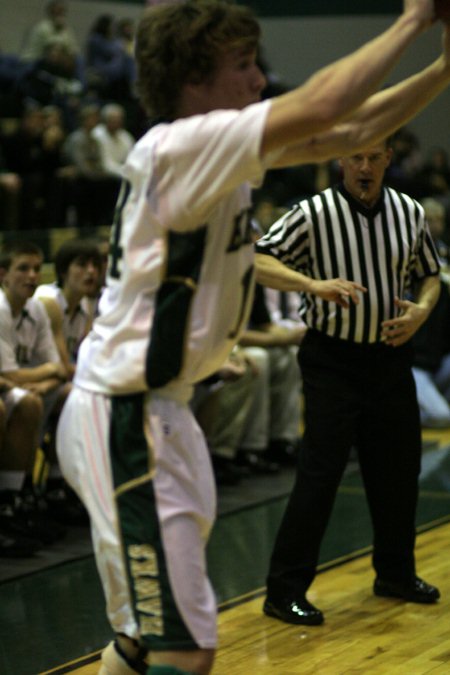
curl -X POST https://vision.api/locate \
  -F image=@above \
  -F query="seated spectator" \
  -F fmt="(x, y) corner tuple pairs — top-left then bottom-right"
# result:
(385, 126), (424, 199)
(92, 103), (135, 177)
(35, 238), (103, 379)
(418, 147), (450, 199)
(412, 279), (450, 428)
(63, 104), (120, 227)
(191, 349), (257, 485)
(237, 283), (305, 468)
(421, 197), (450, 268)
(1, 103), (68, 228)
(0, 242), (85, 525)
(18, 42), (84, 126)
(0, 143), (21, 230)
(21, 0), (79, 63)
(0, 372), (53, 557)
(85, 14), (134, 102)
(412, 199), (450, 427)
(0, 51), (27, 117)
(199, 282), (304, 484)
(116, 17), (136, 58)
(81, 235), (110, 318)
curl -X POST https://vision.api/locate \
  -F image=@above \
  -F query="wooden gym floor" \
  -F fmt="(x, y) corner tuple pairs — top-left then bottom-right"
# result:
(2, 427), (450, 675)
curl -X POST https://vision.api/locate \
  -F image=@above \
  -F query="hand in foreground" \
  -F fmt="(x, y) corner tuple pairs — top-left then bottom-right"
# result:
(381, 296), (428, 346)
(403, 0), (435, 27)
(309, 278), (367, 308)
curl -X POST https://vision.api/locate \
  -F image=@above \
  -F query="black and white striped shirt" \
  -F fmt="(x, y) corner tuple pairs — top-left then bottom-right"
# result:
(255, 184), (440, 344)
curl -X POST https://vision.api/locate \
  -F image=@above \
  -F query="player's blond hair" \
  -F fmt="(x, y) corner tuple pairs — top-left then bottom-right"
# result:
(135, 0), (260, 120)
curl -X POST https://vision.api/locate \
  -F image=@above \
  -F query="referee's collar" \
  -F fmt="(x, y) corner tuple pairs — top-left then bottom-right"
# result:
(336, 182), (385, 218)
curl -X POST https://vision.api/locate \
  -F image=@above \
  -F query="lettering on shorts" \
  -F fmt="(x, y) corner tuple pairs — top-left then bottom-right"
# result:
(128, 543), (164, 636)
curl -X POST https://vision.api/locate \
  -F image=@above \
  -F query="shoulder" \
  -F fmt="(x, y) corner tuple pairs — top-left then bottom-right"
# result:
(0, 289), (9, 308)
(35, 283), (59, 299)
(385, 186), (425, 218)
(25, 297), (53, 323)
(0, 290), (11, 314)
(150, 102), (270, 158)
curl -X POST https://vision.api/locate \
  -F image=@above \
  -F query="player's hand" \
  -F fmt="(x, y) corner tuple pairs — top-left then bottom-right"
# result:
(380, 296), (428, 346)
(309, 278), (367, 308)
(402, 0), (435, 27)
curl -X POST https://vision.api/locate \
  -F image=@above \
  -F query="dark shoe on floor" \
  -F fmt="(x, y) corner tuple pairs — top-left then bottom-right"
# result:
(211, 456), (243, 486)
(0, 527), (40, 558)
(237, 451), (280, 475)
(18, 489), (67, 544)
(266, 439), (300, 466)
(374, 576), (440, 604)
(0, 490), (50, 546)
(263, 596), (324, 625)
(45, 481), (90, 527)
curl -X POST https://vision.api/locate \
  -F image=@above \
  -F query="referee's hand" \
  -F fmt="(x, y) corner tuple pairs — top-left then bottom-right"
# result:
(309, 278), (367, 308)
(381, 297), (428, 346)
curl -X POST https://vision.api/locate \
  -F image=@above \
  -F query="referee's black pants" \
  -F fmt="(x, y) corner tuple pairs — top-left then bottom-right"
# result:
(266, 329), (421, 600)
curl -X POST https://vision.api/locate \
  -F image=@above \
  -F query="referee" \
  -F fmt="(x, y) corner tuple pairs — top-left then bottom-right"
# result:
(255, 138), (441, 627)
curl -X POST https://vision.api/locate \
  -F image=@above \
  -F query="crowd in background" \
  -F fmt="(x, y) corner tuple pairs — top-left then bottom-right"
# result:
(1, 1), (450, 556)
(0, 2), (449, 235)
(0, 0), (145, 231)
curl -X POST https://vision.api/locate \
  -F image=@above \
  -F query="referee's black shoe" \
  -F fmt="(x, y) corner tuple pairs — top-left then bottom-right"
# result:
(374, 576), (440, 603)
(263, 596), (324, 625)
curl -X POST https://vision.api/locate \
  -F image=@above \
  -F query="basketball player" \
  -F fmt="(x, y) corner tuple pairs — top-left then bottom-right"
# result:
(56, 2), (450, 674)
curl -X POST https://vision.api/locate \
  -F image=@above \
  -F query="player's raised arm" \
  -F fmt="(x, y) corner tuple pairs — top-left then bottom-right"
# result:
(273, 24), (450, 166)
(261, 0), (435, 157)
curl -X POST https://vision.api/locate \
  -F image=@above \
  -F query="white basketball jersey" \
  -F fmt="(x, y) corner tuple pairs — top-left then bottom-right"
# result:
(75, 101), (273, 399)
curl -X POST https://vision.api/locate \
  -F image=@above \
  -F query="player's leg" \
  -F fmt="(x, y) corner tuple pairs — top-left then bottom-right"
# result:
(57, 389), (216, 675)
(40, 382), (88, 525)
(358, 346), (420, 584)
(133, 394), (216, 674)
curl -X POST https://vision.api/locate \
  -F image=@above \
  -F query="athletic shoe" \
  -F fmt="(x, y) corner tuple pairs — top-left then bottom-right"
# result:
(99, 640), (147, 675)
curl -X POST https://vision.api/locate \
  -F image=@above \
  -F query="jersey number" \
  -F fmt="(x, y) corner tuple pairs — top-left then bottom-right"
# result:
(109, 180), (131, 280)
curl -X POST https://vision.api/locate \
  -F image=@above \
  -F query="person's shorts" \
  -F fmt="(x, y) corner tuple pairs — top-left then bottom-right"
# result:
(57, 386), (218, 651)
